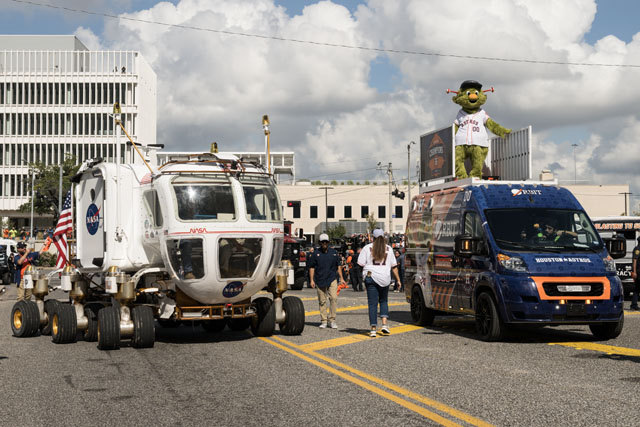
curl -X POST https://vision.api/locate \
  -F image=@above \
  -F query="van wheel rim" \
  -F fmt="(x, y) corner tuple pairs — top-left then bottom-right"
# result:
(13, 310), (22, 329)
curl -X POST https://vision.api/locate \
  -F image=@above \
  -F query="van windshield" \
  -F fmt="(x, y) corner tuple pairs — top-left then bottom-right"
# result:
(485, 208), (603, 252)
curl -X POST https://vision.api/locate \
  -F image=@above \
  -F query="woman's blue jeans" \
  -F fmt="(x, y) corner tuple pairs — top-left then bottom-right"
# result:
(365, 276), (389, 326)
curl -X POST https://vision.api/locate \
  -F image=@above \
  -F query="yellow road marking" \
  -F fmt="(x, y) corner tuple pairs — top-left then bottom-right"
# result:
(268, 336), (493, 427)
(261, 337), (472, 426)
(549, 342), (640, 357)
(300, 324), (424, 351)
(305, 301), (408, 317)
(299, 297), (317, 301)
(624, 310), (640, 316)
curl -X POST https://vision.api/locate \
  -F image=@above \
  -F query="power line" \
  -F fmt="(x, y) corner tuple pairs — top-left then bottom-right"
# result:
(10, 0), (640, 69)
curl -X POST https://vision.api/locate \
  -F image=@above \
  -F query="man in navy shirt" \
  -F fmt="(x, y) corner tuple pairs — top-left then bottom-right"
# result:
(308, 233), (345, 329)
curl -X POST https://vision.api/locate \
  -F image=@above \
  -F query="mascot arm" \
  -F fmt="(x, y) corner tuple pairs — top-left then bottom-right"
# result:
(486, 118), (511, 138)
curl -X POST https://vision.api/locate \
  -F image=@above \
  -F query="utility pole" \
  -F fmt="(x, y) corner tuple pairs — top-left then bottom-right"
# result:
(407, 141), (415, 215)
(619, 192), (632, 216)
(377, 162), (393, 234)
(319, 186), (333, 232)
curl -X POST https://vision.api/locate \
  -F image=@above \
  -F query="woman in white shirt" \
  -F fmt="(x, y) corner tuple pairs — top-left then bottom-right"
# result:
(357, 229), (402, 337)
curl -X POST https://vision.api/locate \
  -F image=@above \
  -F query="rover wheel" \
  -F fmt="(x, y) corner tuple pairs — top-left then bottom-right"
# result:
(98, 306), (121, 350)
(279, 296), (305, 336)
(51, 303), (78, 344)
(250, 297), (275, 337)
(11, 300), (39, 337)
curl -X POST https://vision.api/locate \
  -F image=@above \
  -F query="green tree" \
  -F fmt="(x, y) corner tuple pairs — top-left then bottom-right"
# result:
(366, 213), (377, 232)
(364, 180), (370, 185)
(19, 154), (80, 220)
(347, 180), (354, 185)
(330, 180), (338, 185)
(327, 223), (346, 240)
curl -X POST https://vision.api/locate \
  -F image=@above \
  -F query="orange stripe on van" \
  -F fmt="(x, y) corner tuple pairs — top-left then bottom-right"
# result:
(531, 276), (610, 301)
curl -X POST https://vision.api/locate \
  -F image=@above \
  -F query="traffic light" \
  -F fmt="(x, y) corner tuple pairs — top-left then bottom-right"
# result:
(392, 189), (405, 200)
(287, 201), (301, 208)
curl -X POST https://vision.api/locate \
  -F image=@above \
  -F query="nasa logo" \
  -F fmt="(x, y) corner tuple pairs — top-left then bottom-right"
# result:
(222, 281), (246, 298)
(86, 203), (101, 235)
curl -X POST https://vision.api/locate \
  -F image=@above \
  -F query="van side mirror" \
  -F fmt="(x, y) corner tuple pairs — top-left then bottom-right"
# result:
(454, 234), (475, 258)
(605, 236), (626, 259)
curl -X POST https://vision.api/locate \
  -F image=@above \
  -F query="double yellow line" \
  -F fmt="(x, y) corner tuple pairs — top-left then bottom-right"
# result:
(261, 335), (493, 427)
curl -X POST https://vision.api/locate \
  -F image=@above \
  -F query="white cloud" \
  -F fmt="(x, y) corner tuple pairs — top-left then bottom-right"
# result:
(80, 0), (640, 192)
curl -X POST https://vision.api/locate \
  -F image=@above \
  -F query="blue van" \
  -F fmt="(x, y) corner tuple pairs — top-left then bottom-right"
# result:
(404, 180), (626, 341)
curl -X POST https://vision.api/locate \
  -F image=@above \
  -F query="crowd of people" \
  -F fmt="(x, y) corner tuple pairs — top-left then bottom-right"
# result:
(1, 226), (56, 241)
(305, 230), (406, 336)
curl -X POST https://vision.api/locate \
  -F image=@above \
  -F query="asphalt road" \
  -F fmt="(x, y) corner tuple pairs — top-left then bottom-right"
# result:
(1, 284), (639, 427)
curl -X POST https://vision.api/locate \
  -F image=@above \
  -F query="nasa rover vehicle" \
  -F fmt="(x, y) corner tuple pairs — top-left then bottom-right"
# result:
(11, 137), (305, 350)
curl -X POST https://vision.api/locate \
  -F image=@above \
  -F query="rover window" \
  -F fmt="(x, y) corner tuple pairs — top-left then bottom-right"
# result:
(173, 179), (235, 221)
(166, 238), (205, 280)
(242, 179), (282, 222)
(143, 190), (163, 227)
(219, 237), (263, 279)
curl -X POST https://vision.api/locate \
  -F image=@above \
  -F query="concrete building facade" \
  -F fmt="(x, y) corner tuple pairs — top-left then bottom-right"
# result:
(0, 35), (156, 220)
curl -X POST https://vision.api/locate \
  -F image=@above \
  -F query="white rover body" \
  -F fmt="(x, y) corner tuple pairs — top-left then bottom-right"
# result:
(10, 151), (305, 349)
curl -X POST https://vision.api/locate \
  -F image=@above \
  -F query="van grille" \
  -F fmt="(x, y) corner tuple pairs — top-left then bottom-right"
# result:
(542, 282), (603, 297)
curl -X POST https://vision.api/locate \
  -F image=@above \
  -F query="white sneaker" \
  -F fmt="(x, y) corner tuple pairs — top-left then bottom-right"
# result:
(319, 322), (328, 328)
(369, 329), (377, 337)
(329, 322), (338, 329)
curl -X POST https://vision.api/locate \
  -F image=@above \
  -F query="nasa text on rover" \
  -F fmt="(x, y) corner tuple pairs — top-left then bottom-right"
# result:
(11, 142), (305, 350)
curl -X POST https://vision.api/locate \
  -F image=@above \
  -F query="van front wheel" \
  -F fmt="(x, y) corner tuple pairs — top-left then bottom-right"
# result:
(411, 286), (435, 326)
(475, 292), (505, 342)
(589, 314), (624, 340)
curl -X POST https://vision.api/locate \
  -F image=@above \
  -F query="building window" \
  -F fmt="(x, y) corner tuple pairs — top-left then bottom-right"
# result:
(378, 205), (386, 219)
(292, 204), (300, 219)
(310, 205), (318, 218)
(361, 205), (369, 218)
(395, 205), (403, 219)
(344, 205), (352, 219)
(327, 206), (335, 219)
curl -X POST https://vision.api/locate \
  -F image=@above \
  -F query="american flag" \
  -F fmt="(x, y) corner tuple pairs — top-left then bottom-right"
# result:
(53, 190), (72, 268)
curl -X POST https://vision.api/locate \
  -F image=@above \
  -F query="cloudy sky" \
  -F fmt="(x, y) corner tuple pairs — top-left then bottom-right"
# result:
(3, 0), (640, 207)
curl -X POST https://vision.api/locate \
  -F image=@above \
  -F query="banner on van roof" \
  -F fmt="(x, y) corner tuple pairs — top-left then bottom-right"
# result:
(420, 125), (532, 183)
(420, 126), (455, 182)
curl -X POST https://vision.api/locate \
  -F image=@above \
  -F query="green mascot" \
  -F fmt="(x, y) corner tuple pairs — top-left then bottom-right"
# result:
(449, 80), (511, 179)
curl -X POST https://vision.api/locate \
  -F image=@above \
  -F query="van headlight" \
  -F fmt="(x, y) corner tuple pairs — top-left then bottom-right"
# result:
(497, 254), (528, 272)
(603, 256), (616, 273)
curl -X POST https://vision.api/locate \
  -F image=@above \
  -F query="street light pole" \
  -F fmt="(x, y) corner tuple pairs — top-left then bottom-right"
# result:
(407, 141), (415, 215)
(319, 186), (333, 232)
(29, 167), (35, 245)
(619, 192), (632, 216)
(571, 143), (578, 185)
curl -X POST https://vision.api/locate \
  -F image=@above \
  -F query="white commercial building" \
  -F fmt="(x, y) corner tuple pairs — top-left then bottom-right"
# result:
(0, 35), (156, 223)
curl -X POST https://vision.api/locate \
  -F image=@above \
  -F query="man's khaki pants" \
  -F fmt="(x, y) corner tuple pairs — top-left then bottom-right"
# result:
(316, 280), (338, 323)
(16, 280), (32, 301)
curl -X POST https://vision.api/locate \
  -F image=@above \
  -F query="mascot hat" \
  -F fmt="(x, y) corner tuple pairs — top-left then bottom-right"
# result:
(460, 80), (483, 91)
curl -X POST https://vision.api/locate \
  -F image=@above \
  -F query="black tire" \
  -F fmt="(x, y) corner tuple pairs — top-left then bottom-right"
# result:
(82, 306), (99, 342)
(475, 291), (506, 342)
(250, 297), (276, 337)
(51, 303), (78, 344)
(411, 286), (435, 326)
(11, 300), (40, 337)
(98, 306), (120, 350)
(202, 319), (226, 332)
(291, 276), (305, 291)
(279, 296), (305, 336)
(589, 314), (624, 340)
(158, 318), (181, 328)
(2, 271), (12, 285)
(227, 317), (252, 331)
(131, 305), (155, 349)
(40, 299), (61, 336)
